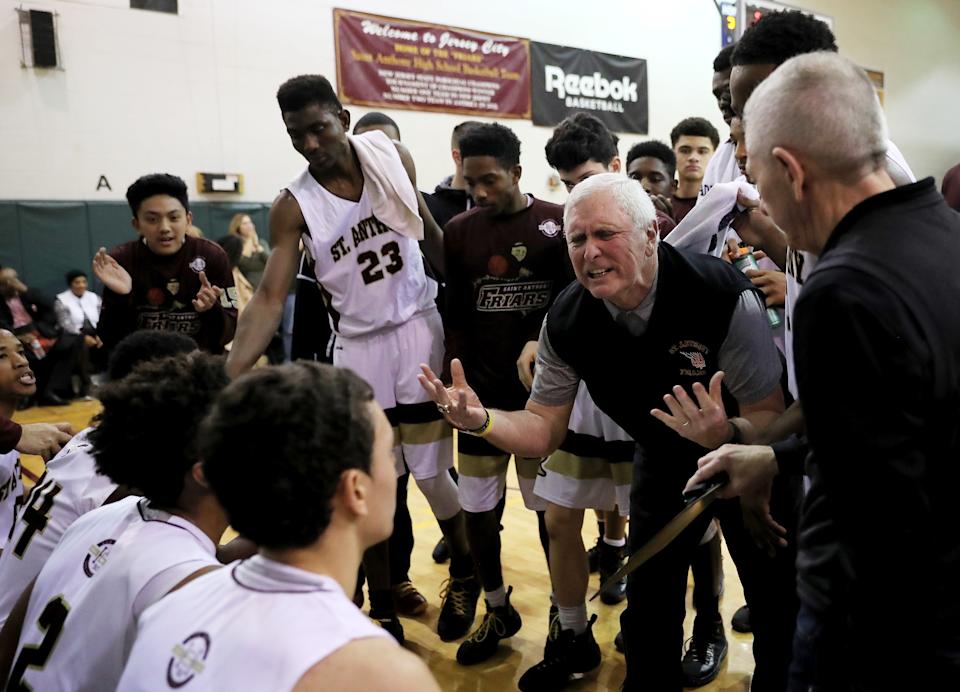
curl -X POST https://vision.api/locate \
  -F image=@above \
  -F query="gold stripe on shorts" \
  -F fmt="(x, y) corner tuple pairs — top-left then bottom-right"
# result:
(458, 453), (511, 478)
(398, 419), (453, 446)
(543, 451), (633, 482)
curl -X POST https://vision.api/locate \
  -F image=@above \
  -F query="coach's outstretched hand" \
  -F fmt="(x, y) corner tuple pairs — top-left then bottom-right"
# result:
(418, 359), (487, 431)
(651, 371), (732, 449)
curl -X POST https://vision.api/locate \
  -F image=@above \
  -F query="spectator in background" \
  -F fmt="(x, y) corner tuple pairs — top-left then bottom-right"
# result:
(227, 213), (269, 289)
(669, 117), (720, 223)
(0, 266), (82, 407)
(94, 173), (237, 355)
(55, 270), (103, 396)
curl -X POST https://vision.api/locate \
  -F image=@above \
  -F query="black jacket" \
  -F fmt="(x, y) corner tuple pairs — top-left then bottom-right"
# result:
(795, 179), (960, 632)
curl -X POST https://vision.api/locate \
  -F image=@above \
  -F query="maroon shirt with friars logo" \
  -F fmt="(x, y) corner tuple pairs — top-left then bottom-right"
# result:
(98, 236), (237, 354)
(444, 196), (572, 408)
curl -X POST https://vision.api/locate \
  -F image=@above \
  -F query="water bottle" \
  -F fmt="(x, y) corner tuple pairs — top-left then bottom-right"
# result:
(29, 337), (45, 358)
(732, 247), (782, 329)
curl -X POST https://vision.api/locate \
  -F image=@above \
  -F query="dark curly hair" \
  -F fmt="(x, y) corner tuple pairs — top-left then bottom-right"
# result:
(670, 117), (720, 148)
(713, 44), (735, 74)
(106, 330), (197, 381)
(544, 113), (619, 172)
(90, 353), (228, 508)
(625, 140), (676, 178)
(276, 74), (342, 115)
(458, 123), (521, 170)
(732, 10), (837, 67)
(200, 362), (375, 549)
(126, 174), (189, 216)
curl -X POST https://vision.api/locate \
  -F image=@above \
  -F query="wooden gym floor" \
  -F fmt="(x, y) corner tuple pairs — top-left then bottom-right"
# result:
(15, 400), (755, 691)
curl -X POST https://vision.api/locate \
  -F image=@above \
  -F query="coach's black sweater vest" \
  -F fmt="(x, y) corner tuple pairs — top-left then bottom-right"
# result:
(547, 242), (752, 474)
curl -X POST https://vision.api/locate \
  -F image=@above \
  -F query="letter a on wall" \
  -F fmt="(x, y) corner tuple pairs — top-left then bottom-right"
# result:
(530, 42), (648, 134)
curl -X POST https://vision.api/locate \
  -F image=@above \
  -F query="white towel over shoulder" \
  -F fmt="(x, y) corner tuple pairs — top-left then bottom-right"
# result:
(664, 179), (757, 258)
(347, 130), (423, 240)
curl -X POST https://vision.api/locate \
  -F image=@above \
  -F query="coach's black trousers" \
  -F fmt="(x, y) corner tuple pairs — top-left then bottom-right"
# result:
(621, 456), (801, 691)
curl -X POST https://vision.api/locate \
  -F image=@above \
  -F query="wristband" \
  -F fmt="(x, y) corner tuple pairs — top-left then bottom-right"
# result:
(463, 408), (494, 437)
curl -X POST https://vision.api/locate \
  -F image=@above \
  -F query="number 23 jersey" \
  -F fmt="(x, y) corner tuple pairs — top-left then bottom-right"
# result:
(288, 169), (437, 338)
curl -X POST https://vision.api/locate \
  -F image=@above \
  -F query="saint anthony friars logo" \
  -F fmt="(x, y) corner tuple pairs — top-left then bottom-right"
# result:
(167, 631), (212, 688)
(82, 539), (116, 577)
(538, 219), (561, 238)
(668, 340), (709, 376)
(188, 256), (207, 273)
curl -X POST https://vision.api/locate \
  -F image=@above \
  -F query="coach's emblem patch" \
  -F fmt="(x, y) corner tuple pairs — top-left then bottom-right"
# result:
(668, 340), (709, 376)
(680, 350), (706, 370)
(188, 256), (207, 273)
(511, 243), (527, 262)
(167, 632), (211, 688)
(82, 539), (116, 577)
(166, 278), (180, 296)
(538, 219), (561, 238)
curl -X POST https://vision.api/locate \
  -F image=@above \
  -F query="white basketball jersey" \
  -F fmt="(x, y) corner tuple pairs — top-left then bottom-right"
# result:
(117, 554), (392, 691)
(8, 496), (217, 692)
(0, 450), (23, 555)
(698, 139), (740, 199)
(0, 428), (119, 627)
(288, 170), (437, 337)
(784, 140), (916, 397)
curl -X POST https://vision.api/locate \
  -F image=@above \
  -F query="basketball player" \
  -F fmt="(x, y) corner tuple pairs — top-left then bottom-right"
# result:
(0, 330), (34, 558)
(224, 75), (474, 641)
(442, 122), (569, 663)
(699, 44), (739, 198)
(0, 353), (228, 690)
(623, 142), (680, 237)
(0, 330), (198, 628)
(117, 362), (440, 691)
(669, 117), (719, 223)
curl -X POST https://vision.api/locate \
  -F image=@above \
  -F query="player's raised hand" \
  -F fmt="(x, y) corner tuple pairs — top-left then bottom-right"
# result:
(651, 371), (731, 449)
(192, 271), (223, 313)
(92, 248), (132, 295)
(418, 358), (487, 430)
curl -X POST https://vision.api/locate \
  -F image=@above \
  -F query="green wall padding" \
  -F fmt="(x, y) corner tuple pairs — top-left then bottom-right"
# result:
(0, 201), (271, 297)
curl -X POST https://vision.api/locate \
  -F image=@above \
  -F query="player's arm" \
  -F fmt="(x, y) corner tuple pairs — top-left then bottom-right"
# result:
(0, 578), (35, 686)
(225, 191), (303, 378)
(394, 141), (445, 279)
(293, 637), (440, 692)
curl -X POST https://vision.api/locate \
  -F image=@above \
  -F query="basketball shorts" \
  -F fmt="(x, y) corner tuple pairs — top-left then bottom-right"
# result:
(534, 382), (633, 517)
(457, 431), (546, 514)
(333, 307), (453, 480)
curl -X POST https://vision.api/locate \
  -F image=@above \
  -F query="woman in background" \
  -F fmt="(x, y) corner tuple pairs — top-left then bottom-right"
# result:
(228, 213), (270, 289)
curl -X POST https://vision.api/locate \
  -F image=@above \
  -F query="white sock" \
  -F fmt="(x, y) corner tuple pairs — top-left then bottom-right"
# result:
(603, 536), (626, 548)
(485, 585), (506, 608)
(558, 603), (588, 635)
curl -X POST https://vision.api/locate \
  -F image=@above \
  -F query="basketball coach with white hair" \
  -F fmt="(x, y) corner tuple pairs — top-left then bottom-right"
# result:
(687, 52), (960, 690)
(419, 172), (799, 690)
